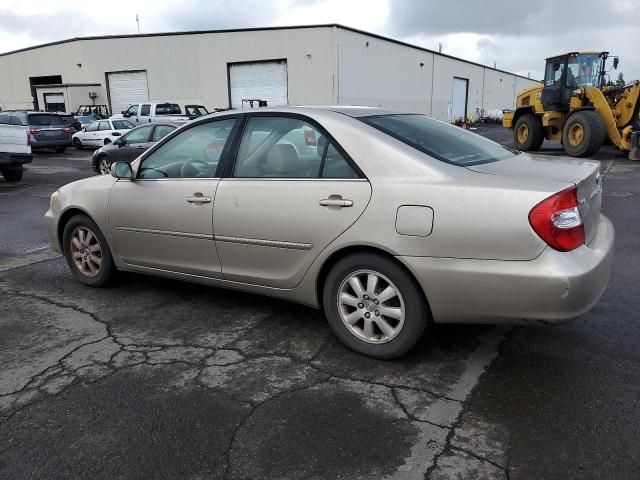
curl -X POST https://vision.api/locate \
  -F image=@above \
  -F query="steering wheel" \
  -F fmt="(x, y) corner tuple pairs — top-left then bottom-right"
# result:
(180, 158), (210, 178)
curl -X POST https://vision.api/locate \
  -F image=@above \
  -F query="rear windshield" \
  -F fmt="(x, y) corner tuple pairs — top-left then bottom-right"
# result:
(361, 114), (516, 166)
(155, 103), (182, 115)
(28, 114), (65, 126)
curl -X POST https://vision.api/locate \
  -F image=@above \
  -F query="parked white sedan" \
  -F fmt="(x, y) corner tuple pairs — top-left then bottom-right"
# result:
(72, 119), (135, 149)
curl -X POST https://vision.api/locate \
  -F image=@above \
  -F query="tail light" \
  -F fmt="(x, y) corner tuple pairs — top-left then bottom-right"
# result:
(63, 127), (71, 133)
(29, 129), (41, 135)
(27, 130), (31, 146)
(529, 186), (584, 252)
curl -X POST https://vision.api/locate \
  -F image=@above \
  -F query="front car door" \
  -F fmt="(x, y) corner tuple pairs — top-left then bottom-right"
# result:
(83, 121), (100, 146)
(96, 121), (112, 145)
(139, 104), (152, 124)
(108, 117), (239, 277)
(112, 125), (154, 163)
(213, 114), (372, 289)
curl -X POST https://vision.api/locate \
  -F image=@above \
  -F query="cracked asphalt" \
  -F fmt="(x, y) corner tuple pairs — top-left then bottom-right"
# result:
(1, 128), (639, 479)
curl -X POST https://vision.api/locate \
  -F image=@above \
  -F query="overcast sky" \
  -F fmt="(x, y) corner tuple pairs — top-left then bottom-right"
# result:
(1, 0), (638, 81)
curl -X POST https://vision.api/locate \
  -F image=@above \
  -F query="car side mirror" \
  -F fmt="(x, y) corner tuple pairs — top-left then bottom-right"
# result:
(112, 131), (121, 136)
(122, 111), (130, 117)
(111, 161), (133, 179)
(82, 127), (87, 131)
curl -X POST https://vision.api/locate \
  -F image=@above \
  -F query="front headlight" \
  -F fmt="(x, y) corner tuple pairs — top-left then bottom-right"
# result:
(49, 190), (60, 207)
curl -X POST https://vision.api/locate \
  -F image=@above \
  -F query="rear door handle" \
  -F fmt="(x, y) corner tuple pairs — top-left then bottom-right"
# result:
(186, 194), (211, 204)
(319, 196), (353, 208)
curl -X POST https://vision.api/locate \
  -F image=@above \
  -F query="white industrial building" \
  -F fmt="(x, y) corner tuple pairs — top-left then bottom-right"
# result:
(0, 24), (537, 122)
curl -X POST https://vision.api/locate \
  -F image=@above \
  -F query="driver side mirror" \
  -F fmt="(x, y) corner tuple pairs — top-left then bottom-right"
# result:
(122, 111), (130, 118)
(111, 161), (133, 179)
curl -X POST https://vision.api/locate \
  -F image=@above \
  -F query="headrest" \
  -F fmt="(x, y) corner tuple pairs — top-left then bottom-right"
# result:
(266, 144), (299, 174)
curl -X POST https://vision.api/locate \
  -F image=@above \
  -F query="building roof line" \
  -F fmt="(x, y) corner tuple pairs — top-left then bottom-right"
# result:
(0, 23), (537, 82)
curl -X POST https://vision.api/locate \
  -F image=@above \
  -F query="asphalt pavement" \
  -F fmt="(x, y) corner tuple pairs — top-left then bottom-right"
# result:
(0, 129), (638, 479)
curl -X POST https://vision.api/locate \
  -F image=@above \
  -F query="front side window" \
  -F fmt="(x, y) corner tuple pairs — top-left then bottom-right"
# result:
(0, 115), (9, 125)
(126, 105), (139, 116)
(544, 60), (565, 87)
(123, 125), (152, 144)
(98, 121), (111, 131)
(140, 104), (151, 116)
(152, 125), (175, 142)
(85, 122), (99, 132)
(234, 116), (357, 178)
(138, 119), (236, 179)
(362, 114), (515, 166)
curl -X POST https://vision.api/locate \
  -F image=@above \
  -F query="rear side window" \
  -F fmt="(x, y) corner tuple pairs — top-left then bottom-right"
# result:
(140, 104), (151, 116)
(10, 116), (23, 126)
(28, 114), (65, 126)
(98, 121), (111, 131)
(152, 125), (175, 142)
(112, 120), (134, 130)
(0, 115), (9, 125)
(155, 103), (182, 115)
(361, 114), (515, 166)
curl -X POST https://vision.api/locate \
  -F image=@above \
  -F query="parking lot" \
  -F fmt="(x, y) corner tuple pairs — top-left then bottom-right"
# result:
(1, 128), (639, 479)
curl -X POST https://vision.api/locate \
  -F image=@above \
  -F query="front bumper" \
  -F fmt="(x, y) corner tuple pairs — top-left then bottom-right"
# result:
(44, 207), (62, 254)
(399, 214), (614, 325)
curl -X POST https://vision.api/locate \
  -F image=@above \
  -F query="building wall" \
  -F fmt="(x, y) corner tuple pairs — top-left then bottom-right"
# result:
(336, 28), (538, 122)
(0, 27), (337, 113)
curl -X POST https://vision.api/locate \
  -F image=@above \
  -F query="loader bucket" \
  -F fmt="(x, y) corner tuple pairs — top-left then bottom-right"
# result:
(630, 132), (640, 161)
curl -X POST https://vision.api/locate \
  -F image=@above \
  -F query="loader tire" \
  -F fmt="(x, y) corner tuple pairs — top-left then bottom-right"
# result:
(514, 113), (544, 151)
(562, 111), (605, 157)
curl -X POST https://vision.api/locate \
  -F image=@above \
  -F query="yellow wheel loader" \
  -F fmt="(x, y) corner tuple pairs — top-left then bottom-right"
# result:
(503, 52), (640, 160)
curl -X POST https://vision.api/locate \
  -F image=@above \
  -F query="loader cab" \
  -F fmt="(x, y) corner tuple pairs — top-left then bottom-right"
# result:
(542, 52), (607, 111)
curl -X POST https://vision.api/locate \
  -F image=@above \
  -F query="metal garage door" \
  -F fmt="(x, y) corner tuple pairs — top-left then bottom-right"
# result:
(108, 71), (149, 115)
(229, 61), (288, 109)
(451, 77), (469, 123)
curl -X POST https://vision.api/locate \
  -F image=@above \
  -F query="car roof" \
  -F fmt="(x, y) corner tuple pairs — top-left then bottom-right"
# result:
(202, 105), (411, 120)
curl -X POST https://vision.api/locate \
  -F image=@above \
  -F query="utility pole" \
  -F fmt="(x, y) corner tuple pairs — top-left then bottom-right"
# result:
(438, 42), (442, 53)
(136, 14), (140, 34)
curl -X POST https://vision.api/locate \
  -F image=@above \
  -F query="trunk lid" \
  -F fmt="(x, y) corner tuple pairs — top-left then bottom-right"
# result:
(467, 153), (603, 245)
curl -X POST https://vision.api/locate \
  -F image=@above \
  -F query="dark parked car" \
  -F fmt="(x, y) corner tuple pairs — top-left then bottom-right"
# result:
(9, 111), (72, 153)
(92, 122), (179, 174)
(59, 114), (82, 132)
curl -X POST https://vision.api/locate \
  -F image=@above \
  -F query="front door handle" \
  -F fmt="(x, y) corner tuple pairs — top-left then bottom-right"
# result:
(186, 193), (211, 204)
(319, 195), (353, 208)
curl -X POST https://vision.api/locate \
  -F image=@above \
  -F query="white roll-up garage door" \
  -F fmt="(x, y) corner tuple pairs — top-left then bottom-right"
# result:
(229, 61), (288, 109)
(108, 71), (149, 115)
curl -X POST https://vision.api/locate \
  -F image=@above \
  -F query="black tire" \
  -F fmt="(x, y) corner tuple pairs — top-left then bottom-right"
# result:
(55, 146), (66, 154)
(562, 110), (606, 157)
(104, 138), (112, 145)
(73, 138), (83, 150)
(62, 214), (115, 287)
(1, 167), (24, 182)
(322, 253), (428, 359)
(513, 113), (544, 151)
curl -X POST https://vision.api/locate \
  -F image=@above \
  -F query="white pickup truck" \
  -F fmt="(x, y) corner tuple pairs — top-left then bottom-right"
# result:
(0, 112), (32, 182)
(110, 102), (191, 125)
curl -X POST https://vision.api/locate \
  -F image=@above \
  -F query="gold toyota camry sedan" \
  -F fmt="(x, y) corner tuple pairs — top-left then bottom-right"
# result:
(45, 106), (614, 358)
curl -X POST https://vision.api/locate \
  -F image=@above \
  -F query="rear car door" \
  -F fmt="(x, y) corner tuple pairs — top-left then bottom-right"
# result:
(108, 117), (239, 276)
(213, 114), (371, 288)
(96, 121), (112, 145)
(139, 104), (152, 124)
(112, 125), (154, 162)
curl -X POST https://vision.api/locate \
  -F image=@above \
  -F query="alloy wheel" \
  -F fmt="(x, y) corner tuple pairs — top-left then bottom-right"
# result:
(99, 158), (111, 175)
(70, 226), (103, 277)
(337, 269), (405, 344)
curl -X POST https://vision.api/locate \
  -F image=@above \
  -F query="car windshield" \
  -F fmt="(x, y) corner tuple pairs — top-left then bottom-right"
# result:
(361, 114), (516, 166)
(28, 114), (65, 126)
(112, 120), (135, 130)
(155, 103), (182, 115)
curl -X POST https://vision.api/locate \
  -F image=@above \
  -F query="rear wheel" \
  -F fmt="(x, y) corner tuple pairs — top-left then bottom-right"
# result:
(562, 111), (606, 157)
(73, 138), (83, 150)
(514, 113), (544, 151)
(1, 167), (24, 182)
(62, 214), (115, 287)
(322, 253), (428, 359)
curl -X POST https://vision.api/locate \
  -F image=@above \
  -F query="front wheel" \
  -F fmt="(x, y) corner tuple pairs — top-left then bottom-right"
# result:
(562, 111), (605, 157)
(62, 214), (115, 287)
(322, 253), (428, 359)
(97, 156), (112, 175)
(73, 138), (83, 150)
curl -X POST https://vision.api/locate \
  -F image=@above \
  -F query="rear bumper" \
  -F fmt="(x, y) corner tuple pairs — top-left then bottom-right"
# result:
(32, 139), (71, 148)
(398, 214), (614, 325)
(0, 152), (33, 167)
